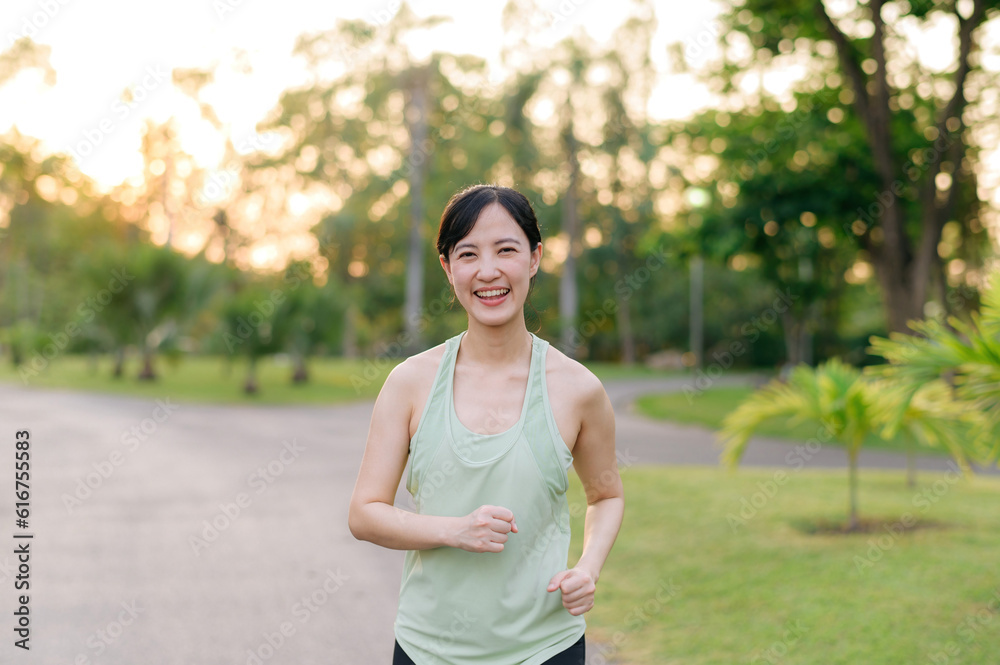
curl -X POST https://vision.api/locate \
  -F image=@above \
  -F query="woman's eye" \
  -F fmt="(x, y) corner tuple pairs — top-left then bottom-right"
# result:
(500, 247), (515, 253)
(459, 252), (475, 258)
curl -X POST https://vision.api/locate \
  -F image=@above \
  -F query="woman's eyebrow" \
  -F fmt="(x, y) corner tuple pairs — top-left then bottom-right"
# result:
(455, 238), (522, 250)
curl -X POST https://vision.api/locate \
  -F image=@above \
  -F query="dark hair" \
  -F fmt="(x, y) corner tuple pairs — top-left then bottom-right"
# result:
(436, 184), (541, 262)
(436, 184), (542, 331)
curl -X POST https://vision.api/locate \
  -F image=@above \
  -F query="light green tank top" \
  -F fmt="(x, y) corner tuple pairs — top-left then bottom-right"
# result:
(394, 330), (586, 664)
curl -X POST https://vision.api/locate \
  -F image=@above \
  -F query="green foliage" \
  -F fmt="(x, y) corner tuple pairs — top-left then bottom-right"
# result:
(719, 355), (980, 527)
(719, 358), (870, 468)
(867, 269), (1000, 463)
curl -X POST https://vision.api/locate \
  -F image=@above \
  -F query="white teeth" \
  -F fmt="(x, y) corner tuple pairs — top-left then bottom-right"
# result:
(476, 288), (510, 298)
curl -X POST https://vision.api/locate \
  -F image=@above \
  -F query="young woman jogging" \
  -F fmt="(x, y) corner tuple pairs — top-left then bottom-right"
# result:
(349, 184), (624, 665)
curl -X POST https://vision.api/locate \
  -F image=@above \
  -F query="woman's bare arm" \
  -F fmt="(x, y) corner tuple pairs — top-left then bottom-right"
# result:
(545, 367), (624, 615)
(570, 373), (624, 584)
(351, 354), (551, 554)
(348, 361), (459, 550)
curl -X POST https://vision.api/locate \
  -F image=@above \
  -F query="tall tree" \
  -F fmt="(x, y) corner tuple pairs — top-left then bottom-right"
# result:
(501, 1), (659, 358)
(675, 89), (876, 366)
(262, 3), (494, 353)
(702, 0), (999, 333)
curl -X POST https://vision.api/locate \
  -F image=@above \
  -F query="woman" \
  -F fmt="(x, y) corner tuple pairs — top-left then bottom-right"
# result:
(348, 184), (624, 665)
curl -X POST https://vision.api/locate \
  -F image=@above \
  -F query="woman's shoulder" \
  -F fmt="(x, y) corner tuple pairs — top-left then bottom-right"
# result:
(383, 339), (450, 395)
(540, 338), (608, 407)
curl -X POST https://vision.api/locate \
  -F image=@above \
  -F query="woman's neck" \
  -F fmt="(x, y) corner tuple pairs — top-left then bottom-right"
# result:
(459, 318), (533, 369)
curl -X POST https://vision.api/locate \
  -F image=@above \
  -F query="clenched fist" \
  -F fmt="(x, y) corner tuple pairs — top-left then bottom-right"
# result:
(451, 505), (519, 553)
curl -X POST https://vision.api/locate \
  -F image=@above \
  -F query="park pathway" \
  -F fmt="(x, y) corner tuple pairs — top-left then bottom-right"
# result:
(0, 375), (971, 664)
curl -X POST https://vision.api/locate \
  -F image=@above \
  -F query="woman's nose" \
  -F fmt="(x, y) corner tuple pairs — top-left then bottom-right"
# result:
(477, 254), (501, 278)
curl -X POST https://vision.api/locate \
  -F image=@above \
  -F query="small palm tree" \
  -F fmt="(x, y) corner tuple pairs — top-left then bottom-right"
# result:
(721, 361), (981, 532)
(867, 269), (1000, 465)
(719, 358), (875, 531)
(866, 379), (982, 478)
(220, 282), (279, 395)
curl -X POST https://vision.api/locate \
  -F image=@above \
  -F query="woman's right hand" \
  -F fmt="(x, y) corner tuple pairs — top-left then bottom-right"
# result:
(451, 505), (519, 553)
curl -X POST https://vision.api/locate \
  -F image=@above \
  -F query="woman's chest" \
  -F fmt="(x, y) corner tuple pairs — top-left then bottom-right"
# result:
(451, 367), (579, 454)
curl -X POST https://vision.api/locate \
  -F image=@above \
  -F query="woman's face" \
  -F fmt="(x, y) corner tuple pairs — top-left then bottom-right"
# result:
(440, 202), (541, 327)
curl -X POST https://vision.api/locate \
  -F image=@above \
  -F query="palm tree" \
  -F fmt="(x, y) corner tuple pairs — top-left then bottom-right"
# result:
(866, 379), (981, 477)
(866, 269), (1000, 465)
(719, 358), (875, 530)
(720, 358), (980, 531)
(220, 282), (279, 395)
(126, 244), (189, 381)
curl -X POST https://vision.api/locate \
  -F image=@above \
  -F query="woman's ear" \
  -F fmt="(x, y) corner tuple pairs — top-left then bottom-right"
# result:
(529, 243), (542, 279)
(439, 254), (453, 285)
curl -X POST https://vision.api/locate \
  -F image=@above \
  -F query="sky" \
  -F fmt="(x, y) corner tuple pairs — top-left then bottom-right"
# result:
(1, 0), (997, 272)
(0, 0), (721, 190)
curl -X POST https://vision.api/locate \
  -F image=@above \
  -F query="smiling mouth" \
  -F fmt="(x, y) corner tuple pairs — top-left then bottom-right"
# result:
(474, 288), (510, 299)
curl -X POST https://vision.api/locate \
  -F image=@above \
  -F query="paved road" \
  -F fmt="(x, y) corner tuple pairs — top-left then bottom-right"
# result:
(0, 376), (976, 664)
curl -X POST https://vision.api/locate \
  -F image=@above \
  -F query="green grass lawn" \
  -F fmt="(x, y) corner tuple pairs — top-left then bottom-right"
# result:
(635, 385), (940, 455)
(567, 466), (1000, 665)
(0, 353), (400, 404)
(0, 352), (679, 404)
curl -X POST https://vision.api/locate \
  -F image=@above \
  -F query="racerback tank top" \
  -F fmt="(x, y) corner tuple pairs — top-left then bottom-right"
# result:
(393, 330), (586, 664)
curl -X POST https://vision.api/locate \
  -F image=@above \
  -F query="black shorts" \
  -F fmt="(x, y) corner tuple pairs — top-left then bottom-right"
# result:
(392, 632), (585, 664)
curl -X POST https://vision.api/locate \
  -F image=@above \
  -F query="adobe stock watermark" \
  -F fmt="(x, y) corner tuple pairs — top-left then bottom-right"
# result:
(73, 599), (143, 662)
(853, 461), (963, 573)
(542, 0), (592, 30)
(189, 439), (306, 556)
(390, 78), (503, 188)
(726, 420), (834, 532)
(681, 17), (722, 68)
(62, 398), (180, 513)
(424, 609), (479, 660)
(0, 556), (17, 585)
(66, 65), (169, 164)
(397, 405), (540, 515)
(19, 266), (134, 384)
(926, 583), (1000, 664)
(848, 127), (960, 239)
(368, 0), (402, 26)
(350, 284), (453, 394)
(193, 132), (279, 209)
(749, 620), (808, 664)
(558, 245), (670, 355)
(223, 262), (312, 353)
(243, 568), (350, 665)
(587, 578), (681, 665)
(5, 2), (72, 50)
(574, 447), (635, 512)
(212, 0), (252, 21)
(682, 287), (800, 403)
(734, 87), (839, 185)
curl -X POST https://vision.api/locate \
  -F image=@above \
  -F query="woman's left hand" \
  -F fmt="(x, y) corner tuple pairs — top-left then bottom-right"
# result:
(546, 568), (596, 616)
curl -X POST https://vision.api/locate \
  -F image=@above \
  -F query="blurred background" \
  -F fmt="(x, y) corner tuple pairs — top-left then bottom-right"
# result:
(2, 0), (996, 383)
(3, 1), (1000, 663)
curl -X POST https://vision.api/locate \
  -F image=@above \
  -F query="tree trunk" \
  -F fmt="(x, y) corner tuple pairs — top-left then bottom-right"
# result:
(291, 354), (309, 384)
(906, 447), (916, 488)
(871, 259), (925, 334)
(342, 302), (359, 359)
(559, 117), (581, 358)
(244, 356), (258, 395)
(847, 442), (860, 532)
(616, 288), (635, 364)
(816, 0), (985, 336)
(138, 345), (156, 381)
(780, 310), (803, 367)
(689, 255), (703, 370)
(112, 348), (125, 378)
(403, 66), (429, 354)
